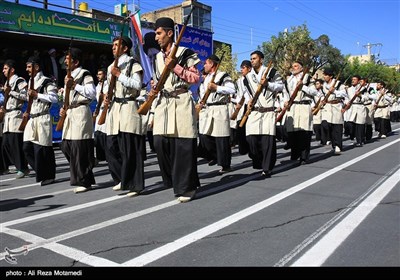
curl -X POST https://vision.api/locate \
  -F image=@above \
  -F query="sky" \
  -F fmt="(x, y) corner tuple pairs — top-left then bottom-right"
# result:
(12, 0), (400, 69)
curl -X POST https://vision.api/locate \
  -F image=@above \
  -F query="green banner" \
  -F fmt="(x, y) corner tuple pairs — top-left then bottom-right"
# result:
(0, 1), (127, 44)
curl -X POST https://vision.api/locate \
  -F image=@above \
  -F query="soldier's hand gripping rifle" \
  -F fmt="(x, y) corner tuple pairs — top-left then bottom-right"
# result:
(275, 66), (310, 124)
(97, 20), (128, 125)
(312, 63), (347, 116)
(18, 64), (36, 131)
(373, 88), (390, 111)
(195, 51), (225, 119)
(342, 81), (370, 113)
(239, 47), (280, 128)
(0, 69), (12, 123)
(55, 40), (73, 132)
(137, 7), (195, 115)
(230, 91), (245, 121)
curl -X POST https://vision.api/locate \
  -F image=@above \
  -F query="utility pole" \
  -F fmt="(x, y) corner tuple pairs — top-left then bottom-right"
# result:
(363, 42), (383, 56)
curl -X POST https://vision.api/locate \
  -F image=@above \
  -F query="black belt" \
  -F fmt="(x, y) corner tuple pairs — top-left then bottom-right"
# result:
(364, 103), (372, 105)
(161, 88), (188, 97)
(69, 103), (88, 109)
(352, 102), (363, 105)
(6, 108), (21, 112)
(293, 100), (311, 105)
(377, 105), (388, 108)
(31, 110), (49, 118)
(253, 106), (275, 113)
(207, 102), (227, 106)
(114, 96), (136, 103)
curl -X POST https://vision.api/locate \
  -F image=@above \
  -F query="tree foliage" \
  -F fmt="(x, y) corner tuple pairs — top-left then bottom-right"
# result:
(215, 43), (239, 81)
(261, 24), (316, 77)
(344, 58), (400, 92)
(256, 23), (399, 93)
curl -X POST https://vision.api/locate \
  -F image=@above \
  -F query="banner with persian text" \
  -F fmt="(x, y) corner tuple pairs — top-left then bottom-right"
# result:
(0, 1), (127, 44)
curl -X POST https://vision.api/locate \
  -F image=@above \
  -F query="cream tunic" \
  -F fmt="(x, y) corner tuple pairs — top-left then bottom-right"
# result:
(23, 72), (58, 146)
(152, 47), (200, 138)
(198, 71), (235, 137)
(106, 54), (143, 135)
(62, 67), (96, 140)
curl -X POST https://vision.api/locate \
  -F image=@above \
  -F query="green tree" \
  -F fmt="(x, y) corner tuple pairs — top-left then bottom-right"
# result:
(215, 43), (239, 81)
(261, 24), (316, 77)
(313, 34), (346, 73)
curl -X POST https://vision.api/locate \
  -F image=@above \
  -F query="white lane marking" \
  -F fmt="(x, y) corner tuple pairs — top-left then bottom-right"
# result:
(1, 227), (118, 266)
(1, 195), (123, 227)
(122, 138), (400, 266)
(275, 164), (400, 266)
(291, 168), (400, 266)
(0, 182), (40, 191)
(0, 201), (180, 264)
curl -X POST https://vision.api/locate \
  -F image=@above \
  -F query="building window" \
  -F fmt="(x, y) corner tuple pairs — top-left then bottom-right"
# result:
(183, 6), (211, 32)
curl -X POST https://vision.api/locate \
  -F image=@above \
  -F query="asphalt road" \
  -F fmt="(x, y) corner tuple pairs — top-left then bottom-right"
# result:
(1, 123), (399, 270)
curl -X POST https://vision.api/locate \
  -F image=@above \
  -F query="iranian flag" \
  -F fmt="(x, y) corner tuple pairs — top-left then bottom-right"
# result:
(130, 10), (143, 45)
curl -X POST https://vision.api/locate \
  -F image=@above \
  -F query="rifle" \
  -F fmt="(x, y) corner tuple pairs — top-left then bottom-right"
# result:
(18, 65), (36, 131)
(230, 95), (245, 121)
(275, 67), (309, 124)
(373, 88), (389, 110)
(93, 80), (105, 124)
(312, 64), (347, 116)
(195, 51), (225, 118)
(239, 47), (280, 128)
(137, 7), (195, 115)
(342, 82), (370, 113)
(0, 69), (12, 123)
(55, 40), (73, 132)
(97, 20), (127, 125)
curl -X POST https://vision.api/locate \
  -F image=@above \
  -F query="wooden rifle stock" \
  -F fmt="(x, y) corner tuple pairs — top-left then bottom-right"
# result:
(342, 83), (369, 113)
(93, 80), (105, 124)
(312, 64), (347, 116)
(275, 67), (309, 124)
(55, 43), (73, 131)
(230, 95), (245, 121)
(97, 22), (127, 125)
(0, 70), (11, 123)
(195, 51), (225, 118)
(18, 66), (36, 131)
(137, 8), (195, 116)
(373, 89), (388, 110)
(239, 61), (276, 128)
(239, 47), (281, 128)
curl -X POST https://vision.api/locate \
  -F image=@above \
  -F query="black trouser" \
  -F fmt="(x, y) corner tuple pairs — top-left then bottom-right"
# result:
(0, 136), (11, 172)
(199, 134), (231, 168)
(94, 130), (107, 161)
(23, 141), (56, 182)
(313, 124), (322, 143)
(352, 122), (365, 144)
(154, 136), (199, 196)
(236, 120), (249, 155)
(288, 131), (312, 161)
(365, 124), (373, 141)
(321, 120), (331, 145)
(61, 139), (95, 187)
(246, 134), (276, 172)
(375, 118), (392, 136)
(106, 135), (122, 184)
(2, 132), (28, 172)
(329, 123), (343, 150)
(117, 132), (145, 192)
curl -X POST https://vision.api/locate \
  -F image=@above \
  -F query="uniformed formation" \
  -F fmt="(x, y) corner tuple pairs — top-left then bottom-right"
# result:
(0, 17), (398, 203)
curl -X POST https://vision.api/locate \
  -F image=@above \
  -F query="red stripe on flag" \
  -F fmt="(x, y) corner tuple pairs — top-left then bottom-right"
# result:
(131, 14), (143, 45)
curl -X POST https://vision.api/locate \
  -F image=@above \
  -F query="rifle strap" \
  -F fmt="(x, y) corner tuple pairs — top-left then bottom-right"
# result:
(216, 73), (230, 86)
(243, 76), (254, 98)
